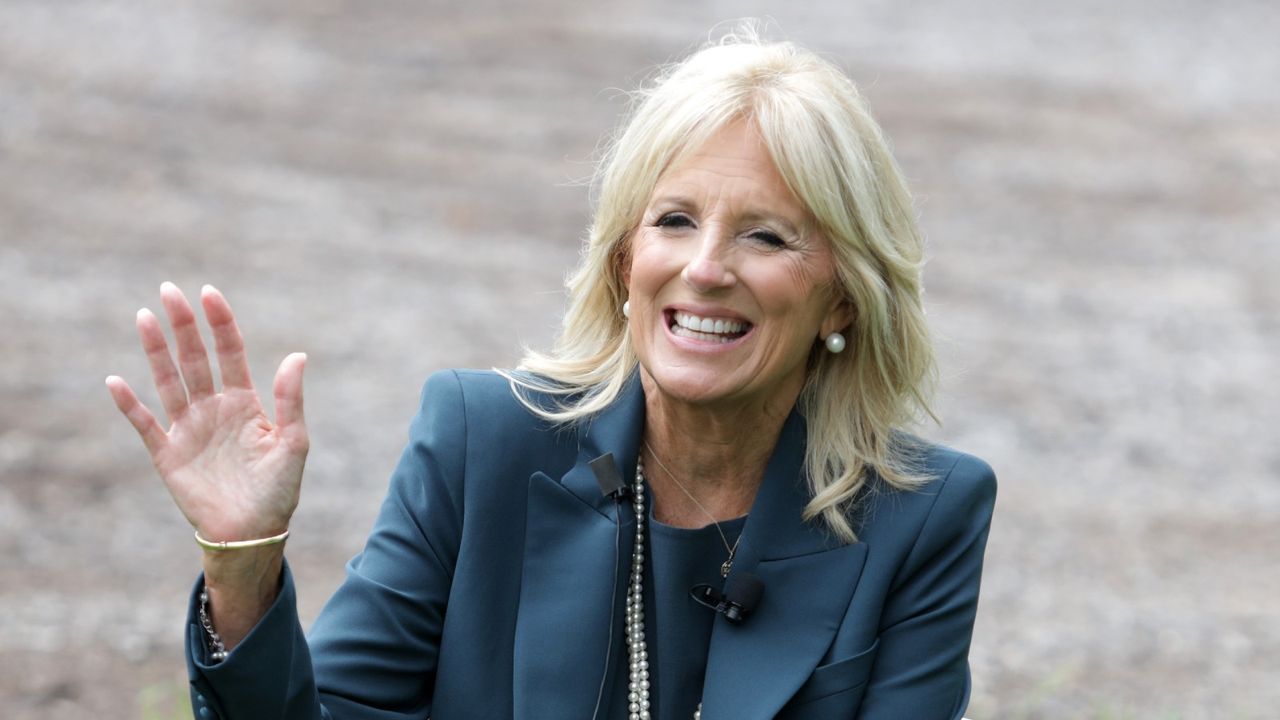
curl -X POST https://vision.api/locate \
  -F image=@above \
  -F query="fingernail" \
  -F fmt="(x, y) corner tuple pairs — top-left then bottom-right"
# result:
(160, 281), (177, 293)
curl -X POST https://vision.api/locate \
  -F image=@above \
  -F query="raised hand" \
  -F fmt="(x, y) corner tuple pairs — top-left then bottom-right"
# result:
(106, 282), (309, 545)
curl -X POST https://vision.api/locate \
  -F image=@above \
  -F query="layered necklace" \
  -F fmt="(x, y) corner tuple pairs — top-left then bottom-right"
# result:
(626, 447), (744, 720)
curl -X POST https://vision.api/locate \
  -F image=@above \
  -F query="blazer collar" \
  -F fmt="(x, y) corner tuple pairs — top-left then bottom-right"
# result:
(513, 373), (867, 718)
(555, 372), (647, 517)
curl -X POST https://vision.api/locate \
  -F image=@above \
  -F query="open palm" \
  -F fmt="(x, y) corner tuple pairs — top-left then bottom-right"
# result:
(106, 283), (308, 543)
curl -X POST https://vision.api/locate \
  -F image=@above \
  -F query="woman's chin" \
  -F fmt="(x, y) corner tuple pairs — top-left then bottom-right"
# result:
(640, 367), (746, 410)
(638, 353), (811, 419)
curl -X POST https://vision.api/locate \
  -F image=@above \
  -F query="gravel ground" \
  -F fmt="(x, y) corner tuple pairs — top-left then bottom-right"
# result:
(2, 2), (1277, 718)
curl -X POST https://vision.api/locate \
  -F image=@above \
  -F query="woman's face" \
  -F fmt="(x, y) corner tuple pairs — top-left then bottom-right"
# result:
(624, 118), (851, 416)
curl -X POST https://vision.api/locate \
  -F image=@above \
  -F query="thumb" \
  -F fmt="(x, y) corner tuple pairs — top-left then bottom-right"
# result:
(273, 352), (309, 451)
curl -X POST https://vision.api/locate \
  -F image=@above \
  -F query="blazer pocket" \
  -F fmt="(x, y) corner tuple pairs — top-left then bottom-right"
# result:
(784, 638), (880, 709)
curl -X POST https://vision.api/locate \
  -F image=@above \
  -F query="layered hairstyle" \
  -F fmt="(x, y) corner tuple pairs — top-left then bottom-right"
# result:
(504, 26), (936, 541)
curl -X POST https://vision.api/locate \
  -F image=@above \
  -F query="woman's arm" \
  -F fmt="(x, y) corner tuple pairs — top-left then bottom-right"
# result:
(185, 371), (467, 720)
(856, 454), (997, 719)
(108, 286), (465, 718)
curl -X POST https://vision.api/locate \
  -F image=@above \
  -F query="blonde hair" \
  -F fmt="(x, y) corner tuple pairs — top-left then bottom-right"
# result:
(502, 25), (935, 541)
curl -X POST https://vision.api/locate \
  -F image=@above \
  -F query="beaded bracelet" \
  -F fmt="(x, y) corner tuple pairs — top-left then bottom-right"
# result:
(198, 588), (229, 662)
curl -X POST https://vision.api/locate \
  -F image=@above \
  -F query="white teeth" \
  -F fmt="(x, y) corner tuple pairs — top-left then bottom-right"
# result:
(673, 311), (747, 337)
(672, 325), (736, 343)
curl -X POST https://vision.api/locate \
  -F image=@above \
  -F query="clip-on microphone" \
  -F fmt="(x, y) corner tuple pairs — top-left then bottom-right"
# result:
(590, 452), (631, 501)
(690, 572), (765, 625)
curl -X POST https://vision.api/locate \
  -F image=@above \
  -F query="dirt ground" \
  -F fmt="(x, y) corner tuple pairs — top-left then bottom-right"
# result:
(2, 2), (1277, 718)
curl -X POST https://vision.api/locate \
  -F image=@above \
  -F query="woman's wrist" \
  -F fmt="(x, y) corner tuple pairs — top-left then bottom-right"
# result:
(200, 545), (286, 652)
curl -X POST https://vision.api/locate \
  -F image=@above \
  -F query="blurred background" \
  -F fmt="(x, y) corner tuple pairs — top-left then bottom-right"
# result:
(2, 1), (1276, 718)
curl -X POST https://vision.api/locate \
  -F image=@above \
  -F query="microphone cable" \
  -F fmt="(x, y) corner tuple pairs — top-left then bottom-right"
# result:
(590, 499), (625, 720)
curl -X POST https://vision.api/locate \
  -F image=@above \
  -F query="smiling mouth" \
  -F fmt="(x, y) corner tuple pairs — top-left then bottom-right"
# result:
(667, 310), (752, 344)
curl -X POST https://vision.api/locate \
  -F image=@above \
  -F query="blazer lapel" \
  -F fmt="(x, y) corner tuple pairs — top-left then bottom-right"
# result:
(513, 379), (866, 719)
(700, 411), (870, 719)
(512, 376), (645, 719)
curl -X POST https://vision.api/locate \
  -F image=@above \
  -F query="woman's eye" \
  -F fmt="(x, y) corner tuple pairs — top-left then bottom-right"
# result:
(750, 230), (786, 247)
(655, 213), (693, 229)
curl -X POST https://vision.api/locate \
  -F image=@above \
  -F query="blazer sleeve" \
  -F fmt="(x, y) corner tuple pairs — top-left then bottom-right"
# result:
(185, 370), (469, 720)
(855, 453), (997, 720)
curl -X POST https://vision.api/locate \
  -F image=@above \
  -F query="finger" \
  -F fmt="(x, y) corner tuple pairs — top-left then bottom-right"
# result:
(105, 375), (168, 457)
(273, 352), (309, 452)
(137, 307), (189, 422)
(201, 285), (254, 390)
(159, 281), (216, 399)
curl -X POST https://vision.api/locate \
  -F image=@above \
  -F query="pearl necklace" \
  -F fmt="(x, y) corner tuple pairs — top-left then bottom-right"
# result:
(626, 459), (704, 719)
(624, 459), (652, 719)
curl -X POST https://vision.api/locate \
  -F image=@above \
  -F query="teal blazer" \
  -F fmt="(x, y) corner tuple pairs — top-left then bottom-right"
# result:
(186, 369), (996, 719)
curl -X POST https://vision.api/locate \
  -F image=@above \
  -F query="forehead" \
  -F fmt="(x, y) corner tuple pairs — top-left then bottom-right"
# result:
(650, 119), (809, 219)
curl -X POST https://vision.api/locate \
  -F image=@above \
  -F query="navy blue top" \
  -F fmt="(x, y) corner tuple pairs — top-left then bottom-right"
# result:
(608, 507), (748, 718)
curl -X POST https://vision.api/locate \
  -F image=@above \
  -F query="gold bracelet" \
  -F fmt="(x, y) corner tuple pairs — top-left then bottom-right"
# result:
(193, 528), (290, 550)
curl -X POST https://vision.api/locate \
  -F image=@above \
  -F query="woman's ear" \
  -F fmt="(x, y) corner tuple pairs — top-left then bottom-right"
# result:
(819, 297), (855, 340)
(615, 235), (633, 289)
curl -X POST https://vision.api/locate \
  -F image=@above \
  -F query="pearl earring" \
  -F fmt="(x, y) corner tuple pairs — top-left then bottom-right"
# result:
(622, 300), (630, 318)
(825, 332), (846, 353)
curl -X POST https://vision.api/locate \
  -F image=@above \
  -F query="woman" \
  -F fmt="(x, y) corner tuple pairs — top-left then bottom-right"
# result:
(106, 30), (995, 719)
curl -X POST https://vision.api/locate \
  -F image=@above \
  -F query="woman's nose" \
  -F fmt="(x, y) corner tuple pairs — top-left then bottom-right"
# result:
(681, 230), (737, 292)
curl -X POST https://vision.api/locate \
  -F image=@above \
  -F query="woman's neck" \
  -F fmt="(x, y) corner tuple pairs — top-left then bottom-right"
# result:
(639, 375), (798, 528)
